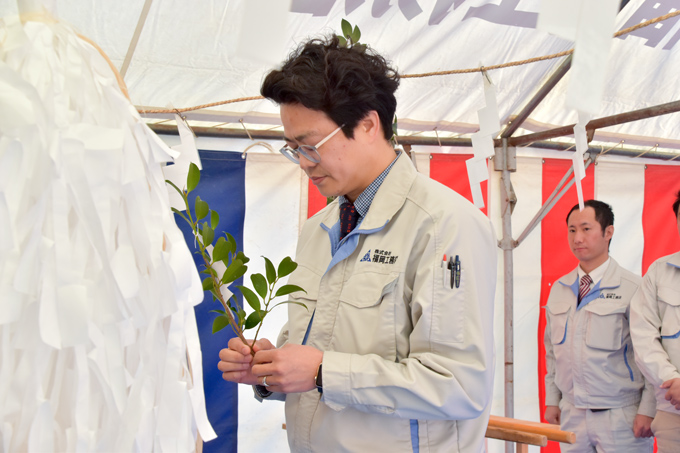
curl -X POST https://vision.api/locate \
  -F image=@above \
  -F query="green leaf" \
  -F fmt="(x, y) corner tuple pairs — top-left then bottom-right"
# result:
(202, 277), (214, 291)
(202, 224), (214, 247)
(201, 267), (218, 278)
(236, 285), (261, 311)
(187, 162), (200, 193)
(275, 284), (306, 298)
(351, 25), (361, 43)
(277, 256), (298, 278)
(338, 35), (347, 47)
(341, 19), (352, 39)
(264, 257), (276, 284)
(165, 179), (184, 197)
(237, 309), (247, 325)
(209, 309), (226, 315)
(226, 232), (237, 255)
(235, 250), (250, 265)
(211, 210), (219, 230)
(221, 259), (247, 284)
(271, 300), (309, 311)
(195, 196), (209, 220)
(212, 315), (229, 334)
(251, 273), (268, 299)
(244, 311), (262, 330)
(213, 237), (229, 262)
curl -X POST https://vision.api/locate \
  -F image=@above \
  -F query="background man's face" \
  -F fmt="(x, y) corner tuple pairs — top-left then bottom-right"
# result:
(567, 206), (612, 267)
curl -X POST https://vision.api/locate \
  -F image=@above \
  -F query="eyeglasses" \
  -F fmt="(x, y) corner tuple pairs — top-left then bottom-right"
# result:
(279, 125), (345, 164)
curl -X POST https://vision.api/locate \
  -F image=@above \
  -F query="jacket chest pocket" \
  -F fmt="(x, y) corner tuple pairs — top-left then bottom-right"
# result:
(335, 271), (401, 357)
(585, 302), (626, 350)
(547, 303), (571, 346)
(659, 286), (680, 340)
(339, 271), (400, 309)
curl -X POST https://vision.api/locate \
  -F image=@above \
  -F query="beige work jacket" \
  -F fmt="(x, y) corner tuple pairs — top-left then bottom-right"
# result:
(544, 258), (655, 416)
(631, 251), (680, 415)
(273, 153), (497, 452)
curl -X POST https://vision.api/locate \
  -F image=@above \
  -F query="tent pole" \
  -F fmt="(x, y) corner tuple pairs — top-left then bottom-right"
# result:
(500, 55), (572, 139)
(148, 123), (680, 160)
(505, 99), (680, 147)
(515, 156), (593, 247)
(497, 139), (517, 453)
(120, 0), (154, 79)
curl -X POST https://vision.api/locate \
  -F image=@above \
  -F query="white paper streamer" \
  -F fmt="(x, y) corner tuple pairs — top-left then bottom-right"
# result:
(538, 0), (618, 114)
(572, 111), (590, 211)
(467, 72), (500, 209)
(0, 15), (212, 452)
(466, 157), (488, 208)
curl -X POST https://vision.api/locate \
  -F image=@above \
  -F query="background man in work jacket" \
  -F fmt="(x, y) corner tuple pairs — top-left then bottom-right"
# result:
(631, 190), (680, 453)
(217, 35), (497, 452)
(544, 199), (655, 452)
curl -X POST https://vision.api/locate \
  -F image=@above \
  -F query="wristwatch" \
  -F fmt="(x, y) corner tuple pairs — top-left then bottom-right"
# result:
(315, 363), (323, 393)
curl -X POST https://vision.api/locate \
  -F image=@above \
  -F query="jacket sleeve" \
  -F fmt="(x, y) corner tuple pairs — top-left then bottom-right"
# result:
(543, 303), (562, 407)
(637, 374), (657, 417)
(321, 207), (497, 420)
(630, 263), (680, 387)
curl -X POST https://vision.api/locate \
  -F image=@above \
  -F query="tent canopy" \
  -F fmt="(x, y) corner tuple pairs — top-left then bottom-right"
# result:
(5, 0), (680, 156)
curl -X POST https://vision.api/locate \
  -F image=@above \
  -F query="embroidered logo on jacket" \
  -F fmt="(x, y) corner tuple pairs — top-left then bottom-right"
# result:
(369, 249), (398, 264)
(360, 250), (372, 262)
(598, 293), (622, 299)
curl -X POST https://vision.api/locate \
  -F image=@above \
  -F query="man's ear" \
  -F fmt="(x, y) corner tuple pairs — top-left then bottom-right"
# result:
(604, 225), (614, 240)
(358, 111), (382, 141)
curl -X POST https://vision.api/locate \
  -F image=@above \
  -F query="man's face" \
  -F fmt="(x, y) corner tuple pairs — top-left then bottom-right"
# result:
(567, 206), (613, 268)
(280, 103), (376, 202)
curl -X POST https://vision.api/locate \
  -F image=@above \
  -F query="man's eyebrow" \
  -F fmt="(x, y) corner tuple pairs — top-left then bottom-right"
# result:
(568, 221), (593, 228)
(283, 132), (312, 143)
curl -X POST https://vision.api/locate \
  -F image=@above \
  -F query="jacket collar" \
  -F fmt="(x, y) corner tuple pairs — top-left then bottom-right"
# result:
(667, 251), (680, 269)
(318, 152), (417, 231)
(558, 257), (623, 292)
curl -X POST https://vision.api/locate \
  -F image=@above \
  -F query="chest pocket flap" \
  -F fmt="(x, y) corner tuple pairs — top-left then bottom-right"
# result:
(547, 301), (571, 345)
(658, 286), (680, 337)
(585, 301), (627, 350)
(287, 266), (321, 301)
(339, 271), (399, 308)
(658, 286), (680, 306)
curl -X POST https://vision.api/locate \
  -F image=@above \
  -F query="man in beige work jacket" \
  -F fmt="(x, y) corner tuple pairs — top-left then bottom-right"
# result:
(631, 190), (680, 453)
(217, 35), (497, 452)
(544, 199), (655, 452)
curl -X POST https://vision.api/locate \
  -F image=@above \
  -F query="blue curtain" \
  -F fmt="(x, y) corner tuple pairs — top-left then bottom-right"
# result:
(174, 150), (245, 453)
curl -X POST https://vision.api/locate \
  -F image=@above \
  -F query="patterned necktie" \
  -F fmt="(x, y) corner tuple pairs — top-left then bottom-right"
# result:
(339, 202), (359, 240)
(578, 274), (592, 305)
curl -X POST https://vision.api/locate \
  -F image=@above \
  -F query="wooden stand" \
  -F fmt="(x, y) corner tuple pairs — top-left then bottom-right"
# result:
(486, 415), (575, 452)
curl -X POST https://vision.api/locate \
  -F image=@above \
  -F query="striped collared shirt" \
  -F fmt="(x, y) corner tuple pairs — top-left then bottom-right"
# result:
(337, 151), (401, 220)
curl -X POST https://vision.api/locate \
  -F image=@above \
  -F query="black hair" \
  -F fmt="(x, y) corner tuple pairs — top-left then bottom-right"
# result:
(261, 35), (399, 141)
(673, 190), (680, 218)
(566, 200), (614, 243)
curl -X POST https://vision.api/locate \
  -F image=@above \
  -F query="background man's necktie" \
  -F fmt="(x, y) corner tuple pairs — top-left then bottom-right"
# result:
(339, 202), (359, 240)
(578, 274), (592, 306)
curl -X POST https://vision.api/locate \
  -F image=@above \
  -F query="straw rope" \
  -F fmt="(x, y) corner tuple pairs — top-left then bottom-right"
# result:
(137, 9), (680, 114)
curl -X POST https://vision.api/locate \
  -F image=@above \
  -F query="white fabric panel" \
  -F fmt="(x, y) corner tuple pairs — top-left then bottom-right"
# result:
(487, 157), (543, 453)
(487, 168), (506, 453)
(510, 157), (543, 435)
(413, 151), (431, 175)
(240, 153), (303, 452)
(595, 160), (645, 276)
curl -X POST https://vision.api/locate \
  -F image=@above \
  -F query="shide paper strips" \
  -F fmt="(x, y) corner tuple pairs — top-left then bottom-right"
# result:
(468, 72), (500, 208)
(0, 14), (215, 451)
